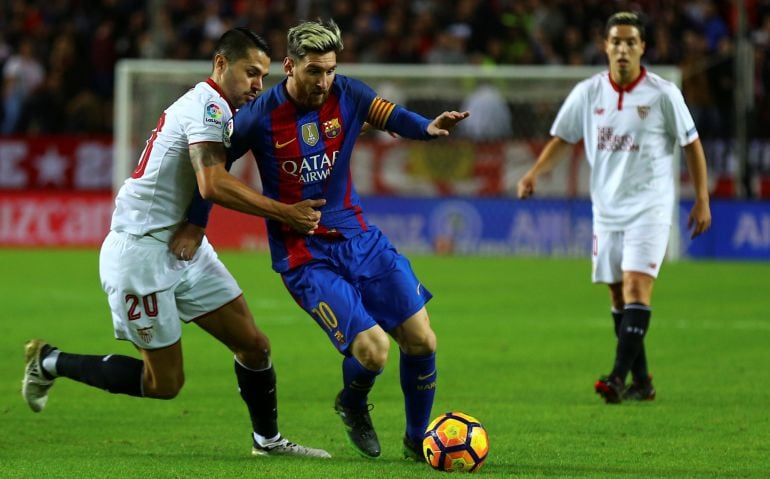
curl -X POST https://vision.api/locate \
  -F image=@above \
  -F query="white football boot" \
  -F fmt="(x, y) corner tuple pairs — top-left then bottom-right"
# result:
(22, 339), (56, 412)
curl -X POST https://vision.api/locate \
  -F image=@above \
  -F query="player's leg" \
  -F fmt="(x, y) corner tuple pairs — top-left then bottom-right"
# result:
(178, 240), (329, 458)
(352, 230), (436, 460)
(591, 230), (626, 403)
(281, 260), (384, 458)
(22, 231), (188, 412)
(610, 272), (654, 382)
(607, 282), (650, 392)
(21, 339), (168, 412)
(617, 271), (656, 400)
(389, 306), (437, 461)
(193, 295), (329, 458)
(608, 282), (625, 336)
(611, 224), (668, 401)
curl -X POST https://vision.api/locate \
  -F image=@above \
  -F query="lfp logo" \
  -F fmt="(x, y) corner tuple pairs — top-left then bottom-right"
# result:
(205, 103), (223, 127)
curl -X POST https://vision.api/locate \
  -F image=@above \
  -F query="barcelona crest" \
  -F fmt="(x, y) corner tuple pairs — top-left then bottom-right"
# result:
(323, 118), (341, 138)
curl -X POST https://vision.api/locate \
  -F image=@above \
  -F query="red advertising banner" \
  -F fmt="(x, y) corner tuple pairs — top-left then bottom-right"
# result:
(0, 191), (267, 248)
(0, 136), (112, 190)
(0, 191), (113, 246)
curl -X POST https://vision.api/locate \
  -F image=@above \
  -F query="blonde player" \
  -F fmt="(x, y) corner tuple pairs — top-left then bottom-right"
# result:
(21, 28), (329, 457)
(517, 12), (711, 403)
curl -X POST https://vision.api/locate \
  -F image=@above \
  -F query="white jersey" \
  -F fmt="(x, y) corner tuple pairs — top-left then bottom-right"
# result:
(551, 68), (698, 230)
(111, 79), (233, 237)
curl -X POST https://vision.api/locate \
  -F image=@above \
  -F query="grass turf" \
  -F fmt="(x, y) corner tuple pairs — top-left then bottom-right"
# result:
(0, 249), (768, 478)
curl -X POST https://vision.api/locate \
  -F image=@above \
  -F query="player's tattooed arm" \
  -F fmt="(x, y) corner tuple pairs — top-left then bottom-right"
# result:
(187, 141), (325, 234)
(170, 142), (225, 261)
(189, 141), (227, 172)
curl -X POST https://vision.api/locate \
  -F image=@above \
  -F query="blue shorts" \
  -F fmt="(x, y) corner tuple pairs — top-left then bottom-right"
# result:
(280, 228), (432, 354)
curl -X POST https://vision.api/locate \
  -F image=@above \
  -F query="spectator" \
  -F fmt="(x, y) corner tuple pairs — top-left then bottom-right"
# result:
(2, 38), (44, 134)
(457, 83), (513, 141)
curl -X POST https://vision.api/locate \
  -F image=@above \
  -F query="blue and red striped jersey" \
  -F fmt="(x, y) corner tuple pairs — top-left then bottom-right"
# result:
(229, 75), (418, 272)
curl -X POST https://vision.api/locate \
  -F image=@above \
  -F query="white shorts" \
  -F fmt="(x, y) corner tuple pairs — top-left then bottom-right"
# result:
(591, 224), (670, 284)
(99, 230), (242, 349)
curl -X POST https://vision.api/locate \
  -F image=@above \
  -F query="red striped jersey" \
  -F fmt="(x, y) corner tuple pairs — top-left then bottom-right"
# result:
(228, 75), (401, 272)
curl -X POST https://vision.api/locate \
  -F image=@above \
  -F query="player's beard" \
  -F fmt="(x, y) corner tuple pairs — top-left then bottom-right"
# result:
(306, 89), (328, 109)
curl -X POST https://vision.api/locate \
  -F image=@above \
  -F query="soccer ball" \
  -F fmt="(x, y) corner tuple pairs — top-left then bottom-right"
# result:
(423, 412), (489, 472)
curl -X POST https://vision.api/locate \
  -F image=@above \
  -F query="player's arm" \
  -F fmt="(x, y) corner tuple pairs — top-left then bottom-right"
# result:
(517, 136), (573, 199)
(191, 142), (324, 228)
(682, 138), (712, 239)
(366, 97), (469, 140)
(168, 143), (325, 260)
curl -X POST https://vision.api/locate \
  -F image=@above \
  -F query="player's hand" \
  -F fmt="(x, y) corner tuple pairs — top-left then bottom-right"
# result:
(170, 222), (205, 260)
(284, 198), (326, 234)
(517, 172), (536, 199)
(687, 198), (711, 239)
(427, 111), (470, 137)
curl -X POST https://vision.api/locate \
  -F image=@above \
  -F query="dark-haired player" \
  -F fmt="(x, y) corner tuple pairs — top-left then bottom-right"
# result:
(518, 12), (711, 403)
(22, 27), (329, 458)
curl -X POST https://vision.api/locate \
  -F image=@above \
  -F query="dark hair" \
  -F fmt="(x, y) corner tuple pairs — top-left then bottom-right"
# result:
(213, 27), (271, 62)
(605, 11), (646, 42)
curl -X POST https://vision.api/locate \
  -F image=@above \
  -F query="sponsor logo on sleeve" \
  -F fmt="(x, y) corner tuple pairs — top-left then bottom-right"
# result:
(204, 103), (224, 127)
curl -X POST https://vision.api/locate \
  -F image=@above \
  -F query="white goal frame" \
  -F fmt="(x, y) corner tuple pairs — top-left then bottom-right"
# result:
(114, 61), (682, 259)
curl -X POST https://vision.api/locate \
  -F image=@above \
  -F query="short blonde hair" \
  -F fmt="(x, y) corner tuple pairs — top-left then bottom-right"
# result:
(287, 19), (344, 60)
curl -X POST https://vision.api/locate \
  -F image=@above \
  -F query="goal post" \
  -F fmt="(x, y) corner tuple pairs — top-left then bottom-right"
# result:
(114, 61), (682, 259)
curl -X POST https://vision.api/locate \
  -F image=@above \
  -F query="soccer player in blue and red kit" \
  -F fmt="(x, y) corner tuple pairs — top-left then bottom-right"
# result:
(177, 19), (469, 460)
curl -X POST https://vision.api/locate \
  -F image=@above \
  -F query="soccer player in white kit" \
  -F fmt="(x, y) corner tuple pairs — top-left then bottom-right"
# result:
(517, 12), (712, 404)
(21, 28), (330, 457)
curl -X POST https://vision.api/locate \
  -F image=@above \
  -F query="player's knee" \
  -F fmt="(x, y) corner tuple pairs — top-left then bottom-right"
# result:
(237, 332), (272, 369)
(353, 329), (390, 370)
(623, 282), (651, 305)
(400, 327), (437, 355)
(145, 372), (185, 399)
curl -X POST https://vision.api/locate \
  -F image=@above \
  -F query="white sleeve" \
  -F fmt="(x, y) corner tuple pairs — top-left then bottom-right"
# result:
(549, 82), (586, 144)
(183, 97), (232, 145)
(662, 85), (699, 146)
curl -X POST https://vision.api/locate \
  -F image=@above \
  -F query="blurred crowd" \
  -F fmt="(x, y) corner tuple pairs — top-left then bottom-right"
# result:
(1, 0), (769, 139)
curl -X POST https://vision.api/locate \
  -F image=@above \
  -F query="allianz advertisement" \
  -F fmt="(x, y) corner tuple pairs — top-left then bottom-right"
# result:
(365, 197), (770, 261)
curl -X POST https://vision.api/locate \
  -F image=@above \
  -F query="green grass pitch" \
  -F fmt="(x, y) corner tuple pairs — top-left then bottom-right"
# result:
(1, 249), (768, 478)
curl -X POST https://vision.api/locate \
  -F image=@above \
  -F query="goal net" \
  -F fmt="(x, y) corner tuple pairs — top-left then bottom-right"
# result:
(114, 61), (682, 258)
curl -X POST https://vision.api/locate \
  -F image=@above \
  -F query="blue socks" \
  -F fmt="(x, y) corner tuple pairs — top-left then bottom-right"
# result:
(400, 351), (437, 442)
(340, 355), (380, 409)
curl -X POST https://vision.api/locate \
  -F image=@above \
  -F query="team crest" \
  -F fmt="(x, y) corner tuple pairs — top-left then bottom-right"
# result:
(637, 106), (650, 120)
(137, 326), (154, 344)
(301, 122), (320, 146)
(323, 118), (341, 138)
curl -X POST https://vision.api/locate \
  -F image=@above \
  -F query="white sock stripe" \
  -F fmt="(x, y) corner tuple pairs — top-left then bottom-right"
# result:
(234, 355), (272, 372)
(41, 350), (60, 377)
(253, 431), (282, 446)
